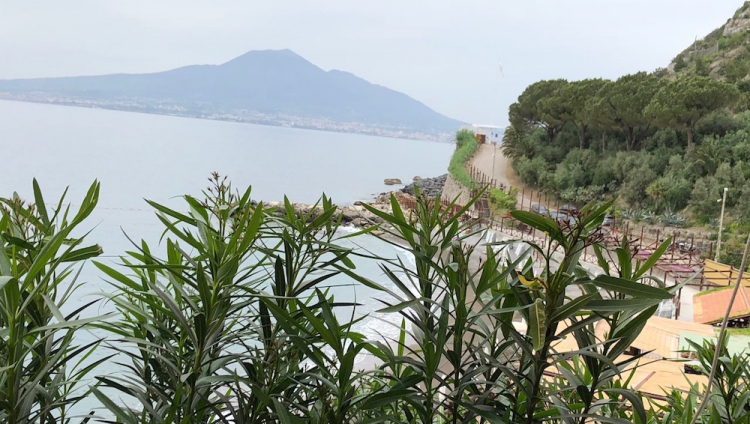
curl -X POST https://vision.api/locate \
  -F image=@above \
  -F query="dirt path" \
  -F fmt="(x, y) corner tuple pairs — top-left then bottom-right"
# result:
(470, 143), (544, 209)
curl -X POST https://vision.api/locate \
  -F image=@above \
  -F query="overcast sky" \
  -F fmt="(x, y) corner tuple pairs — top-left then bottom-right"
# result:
(0, 1), (742, 125)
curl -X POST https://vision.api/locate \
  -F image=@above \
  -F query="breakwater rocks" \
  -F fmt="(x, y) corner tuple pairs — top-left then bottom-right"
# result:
(400, 174), (447, 198)
(264, 199), (397, 235)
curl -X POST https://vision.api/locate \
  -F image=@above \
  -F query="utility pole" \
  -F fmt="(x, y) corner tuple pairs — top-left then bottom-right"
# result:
(715, 187), (729, 262)
(491, 145), (497, 187)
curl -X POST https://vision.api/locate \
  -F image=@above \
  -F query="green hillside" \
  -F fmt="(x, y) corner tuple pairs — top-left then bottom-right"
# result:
(504, 2), (750, 268)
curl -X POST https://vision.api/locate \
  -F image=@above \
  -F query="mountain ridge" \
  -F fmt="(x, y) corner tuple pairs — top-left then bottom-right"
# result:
(0, 49), (463, 141)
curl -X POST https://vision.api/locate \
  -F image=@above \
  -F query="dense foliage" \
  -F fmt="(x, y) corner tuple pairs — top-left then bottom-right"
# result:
(488, 186), (518, 212)
(448, 129), (479, 188)
(2, 178), (744, 423)
(504, 71), (750, 265)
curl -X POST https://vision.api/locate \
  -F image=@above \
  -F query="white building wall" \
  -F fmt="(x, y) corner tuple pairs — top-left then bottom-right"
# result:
(473, 125), (503, 145)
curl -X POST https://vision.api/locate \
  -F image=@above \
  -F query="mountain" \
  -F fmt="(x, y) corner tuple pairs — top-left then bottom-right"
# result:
(0, 49), (463, 140)
(667, 2), (750, 81)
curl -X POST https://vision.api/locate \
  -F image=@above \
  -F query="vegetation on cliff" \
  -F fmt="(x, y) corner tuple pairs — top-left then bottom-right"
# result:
(448, 129), (479, 188)
(503, 2), (750, 266)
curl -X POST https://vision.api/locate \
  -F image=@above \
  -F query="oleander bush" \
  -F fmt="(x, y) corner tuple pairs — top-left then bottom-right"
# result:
(0, 176), (746, 423)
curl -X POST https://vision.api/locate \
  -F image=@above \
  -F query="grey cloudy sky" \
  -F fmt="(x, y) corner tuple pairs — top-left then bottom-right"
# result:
(0, 1), (742, 125)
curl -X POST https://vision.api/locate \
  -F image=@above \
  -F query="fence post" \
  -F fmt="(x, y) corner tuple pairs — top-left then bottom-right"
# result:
(640, 227), (644, 250)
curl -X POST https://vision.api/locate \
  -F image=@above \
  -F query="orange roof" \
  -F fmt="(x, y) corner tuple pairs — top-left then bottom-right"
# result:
(628, 359), (706, 397)
(548, 317), (712, 398)
(631, 317), (716, 359)
(694, 285), (750, 324)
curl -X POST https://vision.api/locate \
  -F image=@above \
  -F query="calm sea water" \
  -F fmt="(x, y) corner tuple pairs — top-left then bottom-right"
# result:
(0, 99), (452, 415)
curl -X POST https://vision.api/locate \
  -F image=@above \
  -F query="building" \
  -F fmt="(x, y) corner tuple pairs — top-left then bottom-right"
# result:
(694, 285), (750, 325)
(472, 125), (503, 145)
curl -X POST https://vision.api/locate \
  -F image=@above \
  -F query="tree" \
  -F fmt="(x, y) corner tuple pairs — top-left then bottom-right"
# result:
(691, 135), (730, 175)
(501, 121), (538, 159)
(644, 76), (740, 150)
(538, 79), (609, 149)
(512, 79), (568, 144)
(619, 161), (658, 206)
(648, 174), (692, 211)
(689, 176), (723, 216)
(589, 72), (662, 151)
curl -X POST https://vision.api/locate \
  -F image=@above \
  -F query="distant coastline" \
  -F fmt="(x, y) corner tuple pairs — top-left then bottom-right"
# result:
(0, 95), (454, 142)
(0, 49), (463, 143)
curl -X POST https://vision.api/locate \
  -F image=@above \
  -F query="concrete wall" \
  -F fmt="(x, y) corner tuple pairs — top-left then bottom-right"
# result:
(440, 174), (472, 206)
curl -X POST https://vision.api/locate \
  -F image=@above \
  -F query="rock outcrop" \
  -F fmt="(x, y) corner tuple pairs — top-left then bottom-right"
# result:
(264, 200), (391, 231)
(724, 6), (750, 37)
(384, 178), (402, 185)
(401, 174), (447, 198)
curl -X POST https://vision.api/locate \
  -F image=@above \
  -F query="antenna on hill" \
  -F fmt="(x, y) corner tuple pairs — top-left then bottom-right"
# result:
(495, 59), (505, 129)
(694, 35), (698, 58)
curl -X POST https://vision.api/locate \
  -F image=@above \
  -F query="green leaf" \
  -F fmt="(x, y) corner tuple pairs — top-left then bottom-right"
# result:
(606, 388), (647, 424)
(550, 293), (596, 322)
(528, 298), (546, 351)
(361, 389), (413, 409)
(634, 237), (671, 280)
(590, 275), (673, 299)
(587, 299), (662, 311)
(273, 398), (301, 424)
(92, 388), (138, 424)
(511, 210), (561, 240)
(615, 238), (632, 280)
(60, 244), (103, 262)
(32, 178), (50, 227)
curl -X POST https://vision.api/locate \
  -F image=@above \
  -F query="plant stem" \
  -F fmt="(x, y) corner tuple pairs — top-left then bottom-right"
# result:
(690, 231), (750, 424)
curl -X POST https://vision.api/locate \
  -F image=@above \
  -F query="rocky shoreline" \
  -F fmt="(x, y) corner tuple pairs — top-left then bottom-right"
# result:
(400, 174), (447, 199)
(261, 173), (449, 235)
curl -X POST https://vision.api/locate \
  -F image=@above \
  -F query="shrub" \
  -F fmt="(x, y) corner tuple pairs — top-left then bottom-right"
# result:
(0, 181), (103, 424)
(695, 56), (711, 76)
(731, 140), (750, 164)
(696, 110), (741, 139)
(448, 129), (479, 188)
(514, 155), (550, 187)
(648, 174), (692, 211)
(1, 177), (742, 423)
(559, 185), (606, 204)
(553, 149), (597, 191)
(592, 166), (616, 187)
(619, 162), (658, 207)
(356, 196), (679, 422)
(674, 55), (688, 72)
(488, 187), (517, 211)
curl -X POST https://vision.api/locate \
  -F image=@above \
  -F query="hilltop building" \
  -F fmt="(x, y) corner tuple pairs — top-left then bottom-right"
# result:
(472, 124), (503, 144)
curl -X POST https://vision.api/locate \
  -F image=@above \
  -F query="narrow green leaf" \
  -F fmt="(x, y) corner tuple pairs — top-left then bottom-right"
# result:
(591, 275), (673, 299)
(587, 299), (661, 311)
(605, 388), (647, 424)
(511, 210), (561, 241)
(528, 298), (546, 351)
(634, 237), (672, 280)
(32, 178), (50, 227)
(550, 293), (596, 322)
